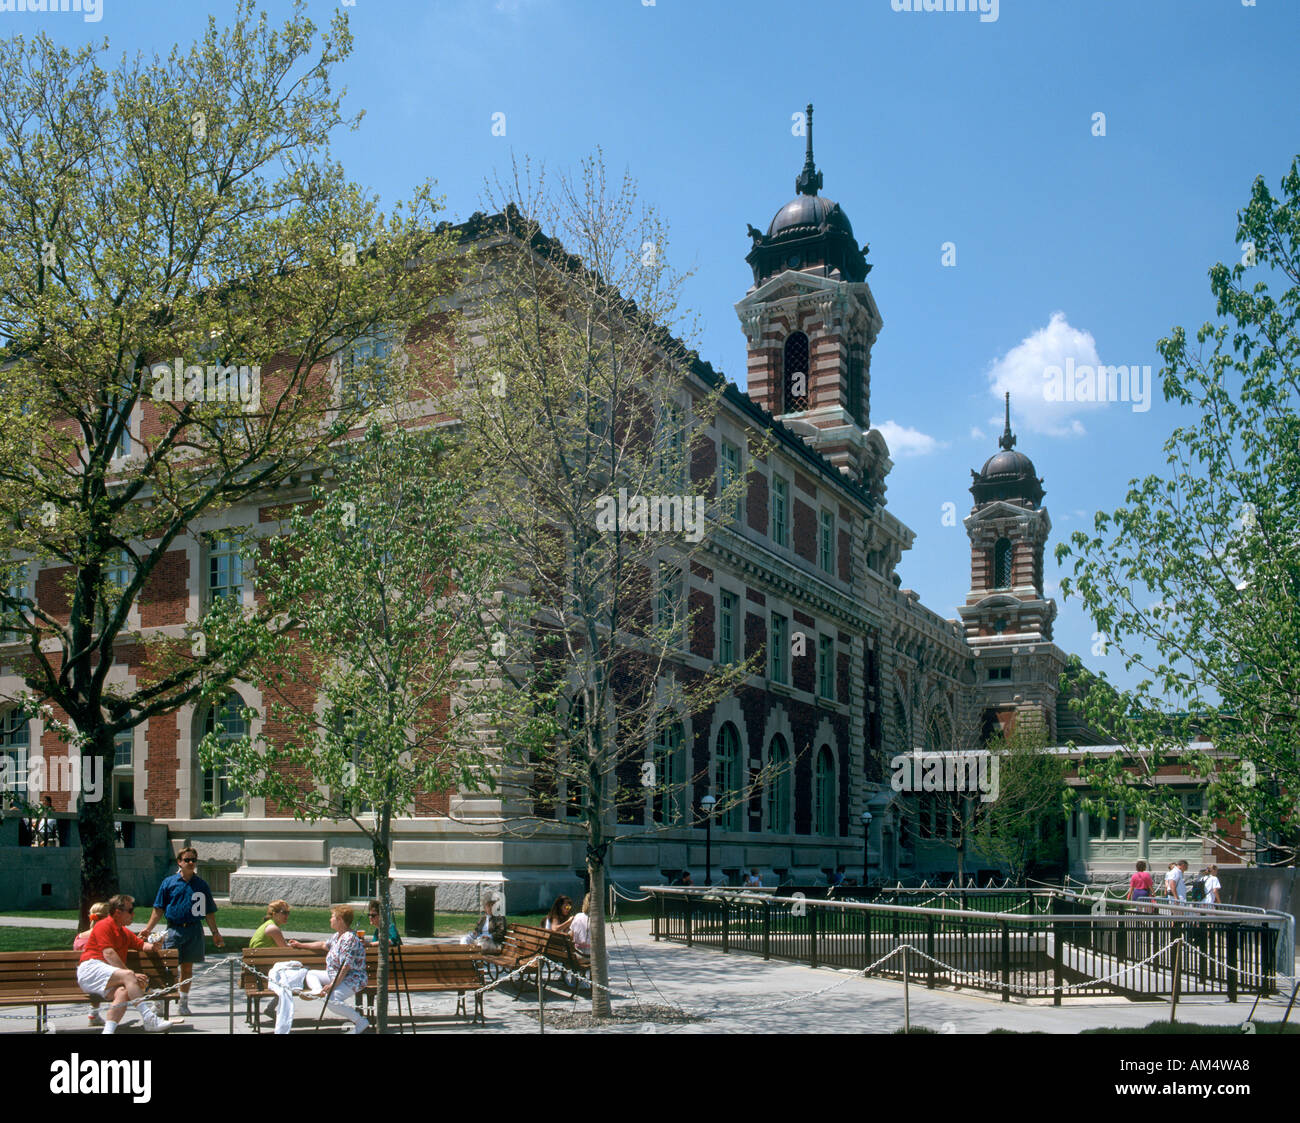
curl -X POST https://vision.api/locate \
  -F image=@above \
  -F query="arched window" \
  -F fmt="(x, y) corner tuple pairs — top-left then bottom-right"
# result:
(783, 332), (810, 413)
(201, 694), (247, 816)
(893, 697), (910, 753)
(993, 538), (1013, 589)
(715, 723), (743, 832)
(815, 746), (836, 836)
(652, 722), (686, 826)
(766, 734), (791, 833)
(925, 710), (952, 754)
(1, 709), (29, 805)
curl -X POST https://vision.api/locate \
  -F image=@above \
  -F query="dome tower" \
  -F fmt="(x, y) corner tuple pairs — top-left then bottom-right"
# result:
(734, 104), (887, 498)
(959, 394), (1065, 740)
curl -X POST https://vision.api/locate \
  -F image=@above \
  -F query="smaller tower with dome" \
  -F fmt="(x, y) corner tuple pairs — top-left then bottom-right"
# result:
(960, 394), (1065, 741)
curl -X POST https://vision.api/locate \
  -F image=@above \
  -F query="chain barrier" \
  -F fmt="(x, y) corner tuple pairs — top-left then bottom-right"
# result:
(6, 928), (1293, 1030)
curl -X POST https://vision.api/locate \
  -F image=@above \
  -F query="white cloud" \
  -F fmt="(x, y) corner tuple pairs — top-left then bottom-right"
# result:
(986, 311), (1104, 437)
(969, 426), (985, 441)
(876, 419), (946, 458)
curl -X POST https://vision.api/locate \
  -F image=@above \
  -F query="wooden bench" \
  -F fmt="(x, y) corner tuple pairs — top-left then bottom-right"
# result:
(242, 944), (488, 1030)
(479, 923), (551, 990)
(378, 944), (487, 1025)
(542, 928), (591, 993)
(484, 924), (589, 995)
(0, 947), (180, 1032)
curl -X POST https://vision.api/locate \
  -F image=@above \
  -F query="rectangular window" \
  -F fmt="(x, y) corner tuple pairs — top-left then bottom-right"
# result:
(818, 635), (834, 700)
(98, 549), (131, 631)
(205, 866), (232, 896)
(206, 533), (243, 606)
(2, 562), (28, 643)
(770, 477), (788, 547)
(113, 729), (132, 771)
(657, 403), (686, 486)
(719, 590), (737, 664)
(344, 869), (376, 900)
(341, 330), (397, 412)
(656, 563), (684, 648)
(987, 666), (1011, 681)
(719, 441), (743, 522)
(769, 613), (788, 685)
(819, 510), (834, 573)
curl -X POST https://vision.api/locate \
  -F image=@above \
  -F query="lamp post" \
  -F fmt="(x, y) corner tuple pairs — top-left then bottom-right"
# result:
(861, 810), (873, 887)
(701, 794), (717, 886)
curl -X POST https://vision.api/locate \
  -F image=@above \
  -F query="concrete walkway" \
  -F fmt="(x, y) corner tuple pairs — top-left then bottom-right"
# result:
(0, 919), (1294, 1035)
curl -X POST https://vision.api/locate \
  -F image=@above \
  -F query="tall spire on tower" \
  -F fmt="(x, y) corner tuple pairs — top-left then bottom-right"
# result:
(999, 391), (1016, 451)
(795, 102), (823, 197)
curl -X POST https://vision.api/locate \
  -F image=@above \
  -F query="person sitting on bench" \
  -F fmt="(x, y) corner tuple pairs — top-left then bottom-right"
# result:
(75, 894), (171, 1034)
(460, 892), (505, 954)
(288, 905), (370, 1034)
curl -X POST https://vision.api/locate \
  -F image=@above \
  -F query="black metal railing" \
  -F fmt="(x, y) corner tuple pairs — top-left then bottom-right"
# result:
(646, 886), (1280, 1004)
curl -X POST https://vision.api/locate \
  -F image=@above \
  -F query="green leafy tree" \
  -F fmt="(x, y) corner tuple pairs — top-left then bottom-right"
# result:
(1056, 158), (1300, 865)
(0, 3), (455, 917)
(204, 423), (503, 1032)
(455, 158), (759, 1015)
(970, 723), (1072, 886)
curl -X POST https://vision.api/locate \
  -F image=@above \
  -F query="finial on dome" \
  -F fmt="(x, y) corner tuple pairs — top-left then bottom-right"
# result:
(795, 103), (823, 197)
(999, 392), (1016, 451)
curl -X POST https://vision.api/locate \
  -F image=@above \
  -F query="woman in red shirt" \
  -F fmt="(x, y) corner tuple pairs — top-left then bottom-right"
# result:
(1126, 860), (1154, 912)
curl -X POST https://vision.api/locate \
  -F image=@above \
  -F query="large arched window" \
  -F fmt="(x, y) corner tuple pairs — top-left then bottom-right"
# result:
(201, 693), (247, 816)
(783, 332), (810, 413)
(652, 722), (686, 826)
(1, 709), (29, 805)
(925, 710), (952, 754)
(715, 723), (744, 832)
(893, 697), (910, 753)
(815, 746), (837, 836)
(766, 734), (791, 833)
(993, 538), (1013, 589)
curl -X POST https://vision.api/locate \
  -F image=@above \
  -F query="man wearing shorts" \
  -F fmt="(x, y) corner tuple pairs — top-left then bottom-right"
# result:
(76, 894), (171, 1034)
(140, 847), (225, 1016)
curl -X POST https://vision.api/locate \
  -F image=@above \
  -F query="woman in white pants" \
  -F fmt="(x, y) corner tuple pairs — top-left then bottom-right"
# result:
(288, 905), (369, 1033)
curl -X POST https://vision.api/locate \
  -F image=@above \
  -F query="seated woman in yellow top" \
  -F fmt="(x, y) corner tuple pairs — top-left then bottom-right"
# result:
(250, 901), (292, 948)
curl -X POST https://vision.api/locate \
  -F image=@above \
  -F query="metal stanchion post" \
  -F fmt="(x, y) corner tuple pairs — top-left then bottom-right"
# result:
(902, 946), (910, 1034)
(537, 959), (545, 1035)
(228, 958), (235, 1035)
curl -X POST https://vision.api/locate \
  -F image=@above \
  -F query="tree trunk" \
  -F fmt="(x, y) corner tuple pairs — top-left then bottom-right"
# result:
(78, 724), (118, 928)
(374, 807), (392, 1033)
(587, 848), (610, 1017)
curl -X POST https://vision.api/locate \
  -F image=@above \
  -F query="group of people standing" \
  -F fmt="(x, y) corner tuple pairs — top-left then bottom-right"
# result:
(1126, 859), (1224, 905)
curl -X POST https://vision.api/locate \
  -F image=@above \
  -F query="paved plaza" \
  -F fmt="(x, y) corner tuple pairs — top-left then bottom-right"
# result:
(1, 917), (1294, 1035)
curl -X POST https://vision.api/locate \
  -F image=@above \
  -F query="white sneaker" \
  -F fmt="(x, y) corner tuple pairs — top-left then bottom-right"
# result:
(88, 1011), (104, 1026)
(177, 999), (192, 1017)
(350, 1016), (370, 1035)
(138, 1003), (172, 1033)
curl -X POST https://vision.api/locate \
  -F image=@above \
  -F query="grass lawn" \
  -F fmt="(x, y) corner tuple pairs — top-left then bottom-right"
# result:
(0, 927), (84, 953)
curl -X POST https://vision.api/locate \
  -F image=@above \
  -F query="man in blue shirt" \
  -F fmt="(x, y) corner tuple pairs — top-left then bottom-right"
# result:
(140, 847), (225, 1017)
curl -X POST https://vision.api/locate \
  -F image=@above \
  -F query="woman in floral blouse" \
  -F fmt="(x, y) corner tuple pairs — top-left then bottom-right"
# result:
(289, 905), (370, 1033)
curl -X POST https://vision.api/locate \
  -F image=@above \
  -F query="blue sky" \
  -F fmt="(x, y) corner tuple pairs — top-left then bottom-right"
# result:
(18, 0), (1299, 690)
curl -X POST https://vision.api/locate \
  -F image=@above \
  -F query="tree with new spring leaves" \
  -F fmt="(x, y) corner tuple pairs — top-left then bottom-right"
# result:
(969, 724), (1071, 887)
(455, 157), (761, 1015)
(202, 423), (503, 1033)
(0, 2), (457, 916)
(1056, 158), (1300, 865)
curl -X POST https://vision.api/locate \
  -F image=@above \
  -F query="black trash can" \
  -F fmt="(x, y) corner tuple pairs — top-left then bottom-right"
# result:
(405, 885), (436, 938)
